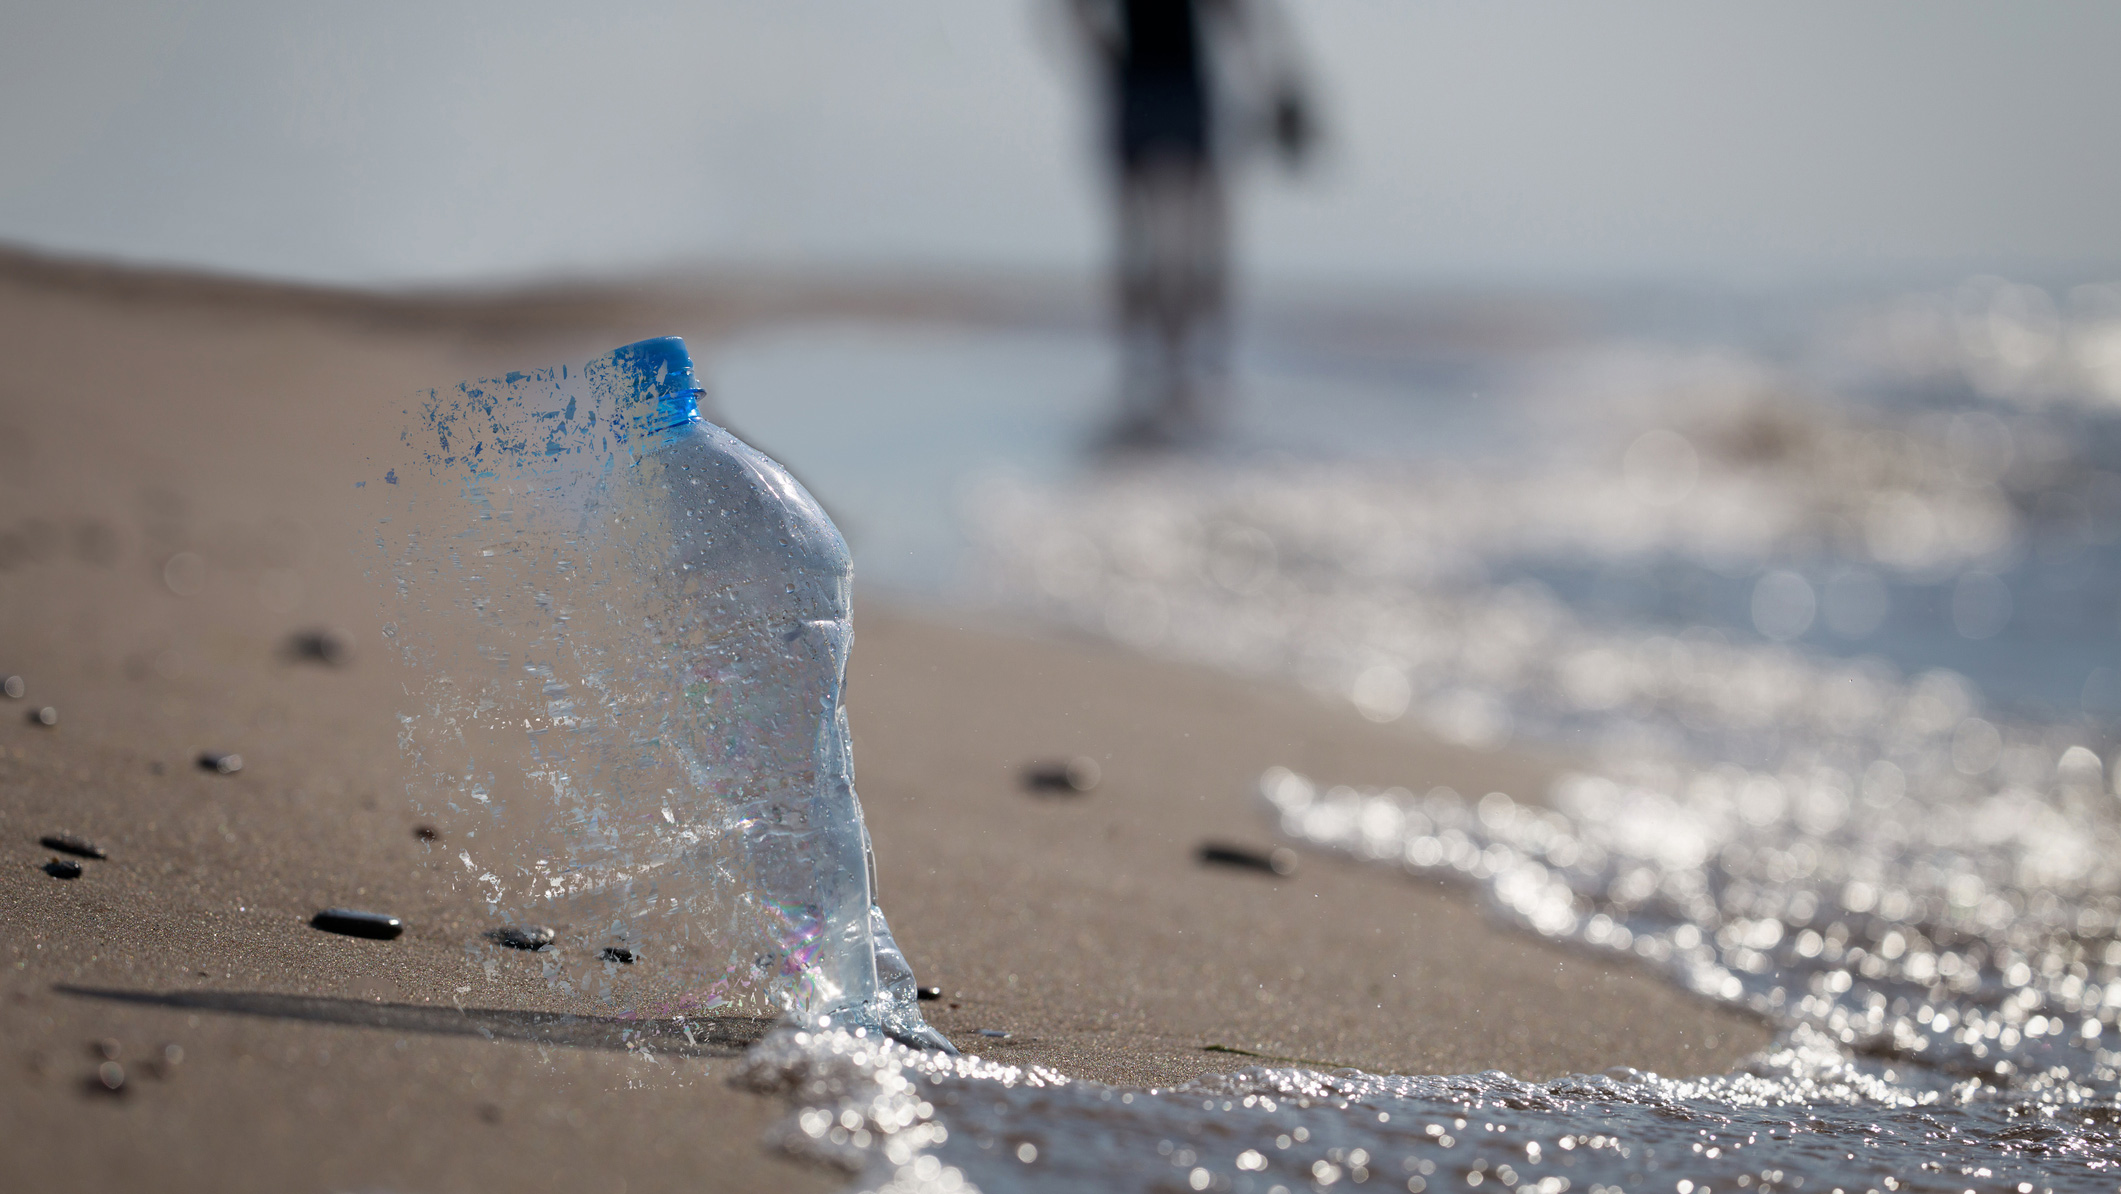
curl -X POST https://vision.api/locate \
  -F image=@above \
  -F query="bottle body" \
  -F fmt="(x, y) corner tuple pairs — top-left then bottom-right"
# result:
(637, 419), (881, 1022)
(380, 337), (947, 1049)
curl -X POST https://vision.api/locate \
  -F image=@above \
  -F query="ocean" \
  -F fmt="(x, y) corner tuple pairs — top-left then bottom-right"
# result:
(713, 275), (2121, 1193)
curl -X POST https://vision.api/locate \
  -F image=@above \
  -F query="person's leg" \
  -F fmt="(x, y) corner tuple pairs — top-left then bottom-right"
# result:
(1111, 157), (1211, 445)
(1167, 160), (1230, 435)
(1111, 159), (1196, 439)
(1114, 166), (1166, 438)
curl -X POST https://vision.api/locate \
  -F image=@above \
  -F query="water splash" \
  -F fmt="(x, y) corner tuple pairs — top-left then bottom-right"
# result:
(738, 996), (2106, 1193)
(1258, 766), (2121, 1179)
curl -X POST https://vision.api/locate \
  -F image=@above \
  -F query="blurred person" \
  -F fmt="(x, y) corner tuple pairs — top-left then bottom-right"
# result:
(1067, 0), (1317, 448)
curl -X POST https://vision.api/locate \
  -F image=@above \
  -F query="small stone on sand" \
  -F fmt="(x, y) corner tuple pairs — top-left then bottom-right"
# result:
(1196, 842), (1298, 877)
(43, 858), (83, 879)
(198, 752), (242, 774)
(288, 628), (355, 666)
(600, 946), (636, 965)
(917, 986), (943, 1001)
(2, 675), (23, 699)
(29, 706), (57, 727)
(489, 925), (555, 951)
(41, 833), (107, 860)
(310, 908), (403, 940)
(92, 1061), (125, 1093)
(1021, 756), (1100, 794)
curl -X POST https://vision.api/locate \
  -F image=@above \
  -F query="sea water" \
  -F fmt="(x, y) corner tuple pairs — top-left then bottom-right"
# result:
(718, 278), (2121, 1192)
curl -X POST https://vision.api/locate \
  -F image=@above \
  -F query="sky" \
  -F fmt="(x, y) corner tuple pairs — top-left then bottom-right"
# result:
(2, 1), (2118, 289)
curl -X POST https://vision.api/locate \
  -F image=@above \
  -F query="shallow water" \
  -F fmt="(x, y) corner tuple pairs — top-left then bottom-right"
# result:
(742, 1022), (2112, 1192)
(712, 279), (2121, 1192)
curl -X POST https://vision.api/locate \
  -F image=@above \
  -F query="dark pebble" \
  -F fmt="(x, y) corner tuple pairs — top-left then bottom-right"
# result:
(43, 858), (83, 880)
(489, 925), (555, 951)
(288, 628), (355, 666)
(412, 824), (439, 842)
(600, 946), (636, 965)
(41, 833), (107, 860)
(1196, 842), (1298, 877)
(29, 706), (57, 727)
(311, 908), (403, 940)
(917, 986), (942, 1002)
(198, 752), (242, 775)
(1021, 756), (1100, 794)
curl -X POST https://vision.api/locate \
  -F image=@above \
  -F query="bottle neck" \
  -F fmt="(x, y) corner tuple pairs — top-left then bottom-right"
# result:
(624, 391), (701, 438)
(625, 414), (703, 461)
(601, 336), (704, 462)
(608, 335), (703, 439)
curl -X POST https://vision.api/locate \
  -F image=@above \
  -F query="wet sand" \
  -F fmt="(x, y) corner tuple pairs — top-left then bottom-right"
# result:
(0, 247), (1769, 1192)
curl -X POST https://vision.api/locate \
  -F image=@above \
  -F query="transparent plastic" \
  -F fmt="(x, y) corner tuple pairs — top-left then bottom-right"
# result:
(375, 336), (949, 1051)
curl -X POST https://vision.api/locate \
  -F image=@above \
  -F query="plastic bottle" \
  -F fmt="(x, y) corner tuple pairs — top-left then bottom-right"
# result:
(392, 336), (949, 1051)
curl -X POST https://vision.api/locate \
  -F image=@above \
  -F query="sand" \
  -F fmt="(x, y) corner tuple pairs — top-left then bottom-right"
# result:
(0, 246), (1769, 1192)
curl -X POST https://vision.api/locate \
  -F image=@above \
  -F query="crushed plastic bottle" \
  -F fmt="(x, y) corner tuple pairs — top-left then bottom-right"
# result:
(375, 336), (950, 1052)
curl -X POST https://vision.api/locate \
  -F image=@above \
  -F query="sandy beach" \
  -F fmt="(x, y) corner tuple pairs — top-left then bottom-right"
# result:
(0, 247), (1768, 1192)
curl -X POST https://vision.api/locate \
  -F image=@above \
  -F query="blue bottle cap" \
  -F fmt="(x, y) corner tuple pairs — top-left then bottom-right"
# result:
(607, 336), (703, 437)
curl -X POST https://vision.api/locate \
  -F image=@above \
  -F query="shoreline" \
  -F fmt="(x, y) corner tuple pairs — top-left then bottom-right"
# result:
(0, 249), (1769, 1190)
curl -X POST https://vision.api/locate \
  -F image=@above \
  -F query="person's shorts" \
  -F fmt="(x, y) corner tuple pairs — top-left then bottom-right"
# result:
(1117, 74), (1211, 169)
